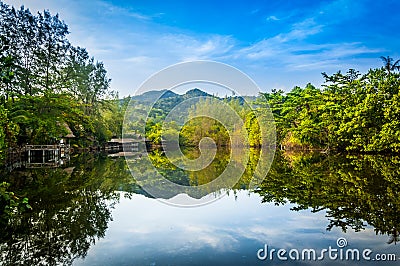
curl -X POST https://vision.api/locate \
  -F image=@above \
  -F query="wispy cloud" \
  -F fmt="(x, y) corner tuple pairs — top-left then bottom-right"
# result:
(237, 18), (324, 61)
(96, 0), (157, 21)
(266, 15), (280, 21)
(157, 34), (235, 61)
(249, 8), (259, 15)
(124, 56), (153, 64)
(287, 43), (382, 70)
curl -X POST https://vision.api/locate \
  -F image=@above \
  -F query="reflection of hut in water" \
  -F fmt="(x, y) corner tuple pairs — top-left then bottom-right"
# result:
(106, 138), (140, 153)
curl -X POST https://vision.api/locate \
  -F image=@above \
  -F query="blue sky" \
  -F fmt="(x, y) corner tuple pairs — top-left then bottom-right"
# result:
(6, 0), (400, 96)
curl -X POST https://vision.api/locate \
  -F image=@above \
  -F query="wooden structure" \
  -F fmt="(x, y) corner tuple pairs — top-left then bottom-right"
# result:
(25, 144), (70, 168)
(5, 143), (71, 170)
(5, 124), (75, 170)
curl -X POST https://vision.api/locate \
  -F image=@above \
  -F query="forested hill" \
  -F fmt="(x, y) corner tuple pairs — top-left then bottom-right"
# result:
(130, 88), (250, 123)
(130, 89), (179, 103)
(132, 88), (249, 112)
(132, 88), (211, 103)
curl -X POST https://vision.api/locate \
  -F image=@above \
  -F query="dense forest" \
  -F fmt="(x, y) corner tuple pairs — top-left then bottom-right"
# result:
(0, 1), (130, 219)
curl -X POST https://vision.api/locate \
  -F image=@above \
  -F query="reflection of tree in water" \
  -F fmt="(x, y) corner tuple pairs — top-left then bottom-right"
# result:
(0, 154), (135, 265)
(126, 148), (400, 244)
(387, 228), (400, 245)
(137, 147), (250, 199)
(255, 151), (400, 244)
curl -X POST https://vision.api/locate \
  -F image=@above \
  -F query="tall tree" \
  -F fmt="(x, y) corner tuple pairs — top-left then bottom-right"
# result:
(0, 1), (114, 147)
(380, 56), (400, 75)
(35, 10), (70, 93)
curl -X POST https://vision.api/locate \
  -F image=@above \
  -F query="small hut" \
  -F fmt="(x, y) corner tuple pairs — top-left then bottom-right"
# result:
(59, 122), (75, 157)
(59, 122), (75, 144)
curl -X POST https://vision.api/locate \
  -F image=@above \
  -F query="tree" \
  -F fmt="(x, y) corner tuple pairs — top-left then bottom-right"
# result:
(0, 1), (116, 149)
(35, 10), (70, 93)
(380, 56), (400, 75)
(256, 67), (400, 153)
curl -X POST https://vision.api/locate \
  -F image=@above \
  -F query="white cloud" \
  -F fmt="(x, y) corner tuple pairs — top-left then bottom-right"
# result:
(158, 34), (235, 61)
(124, 56), (153, 63)
(267, 15), (280, 21)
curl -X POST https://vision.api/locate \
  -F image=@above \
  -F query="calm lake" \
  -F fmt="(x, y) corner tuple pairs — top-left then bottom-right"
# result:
(1, 148), (399, 265)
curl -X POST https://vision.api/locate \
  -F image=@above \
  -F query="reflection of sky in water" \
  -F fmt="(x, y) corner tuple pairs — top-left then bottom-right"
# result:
(74, 191), (398, 266)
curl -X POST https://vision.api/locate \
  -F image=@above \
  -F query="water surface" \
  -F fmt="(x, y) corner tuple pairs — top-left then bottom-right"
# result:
(1, 150), (399, 265)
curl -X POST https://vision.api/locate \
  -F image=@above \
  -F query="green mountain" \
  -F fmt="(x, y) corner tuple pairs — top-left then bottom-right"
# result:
(129, 88), (253, 123)
(130, 89), (179, 103)
(148, 89), (212, 120)
(183, 88), (210, 98)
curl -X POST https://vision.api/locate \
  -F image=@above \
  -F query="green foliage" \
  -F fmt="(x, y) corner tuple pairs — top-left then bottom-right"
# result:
(171, 97), (263, 148)
(321, 68), (400, 152)
(0, 106), (8, 161)
(145, 119), (163, 144)
(244, 111), (261, 147)
(8, 93), (86, 144)
(258, 66), (400, 153)
(0, 181), (31, 224)
(380, 56), (400, 75)
(180, 116), (230, 147)
(0, 105), (18, 163)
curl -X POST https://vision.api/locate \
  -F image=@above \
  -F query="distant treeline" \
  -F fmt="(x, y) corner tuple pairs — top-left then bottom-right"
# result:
(127, 64), (400, 153)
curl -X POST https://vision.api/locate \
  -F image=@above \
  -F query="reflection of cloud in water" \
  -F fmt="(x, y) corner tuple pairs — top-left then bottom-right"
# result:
(74, 190), (392, 265)
(179, 225), (240, 251)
